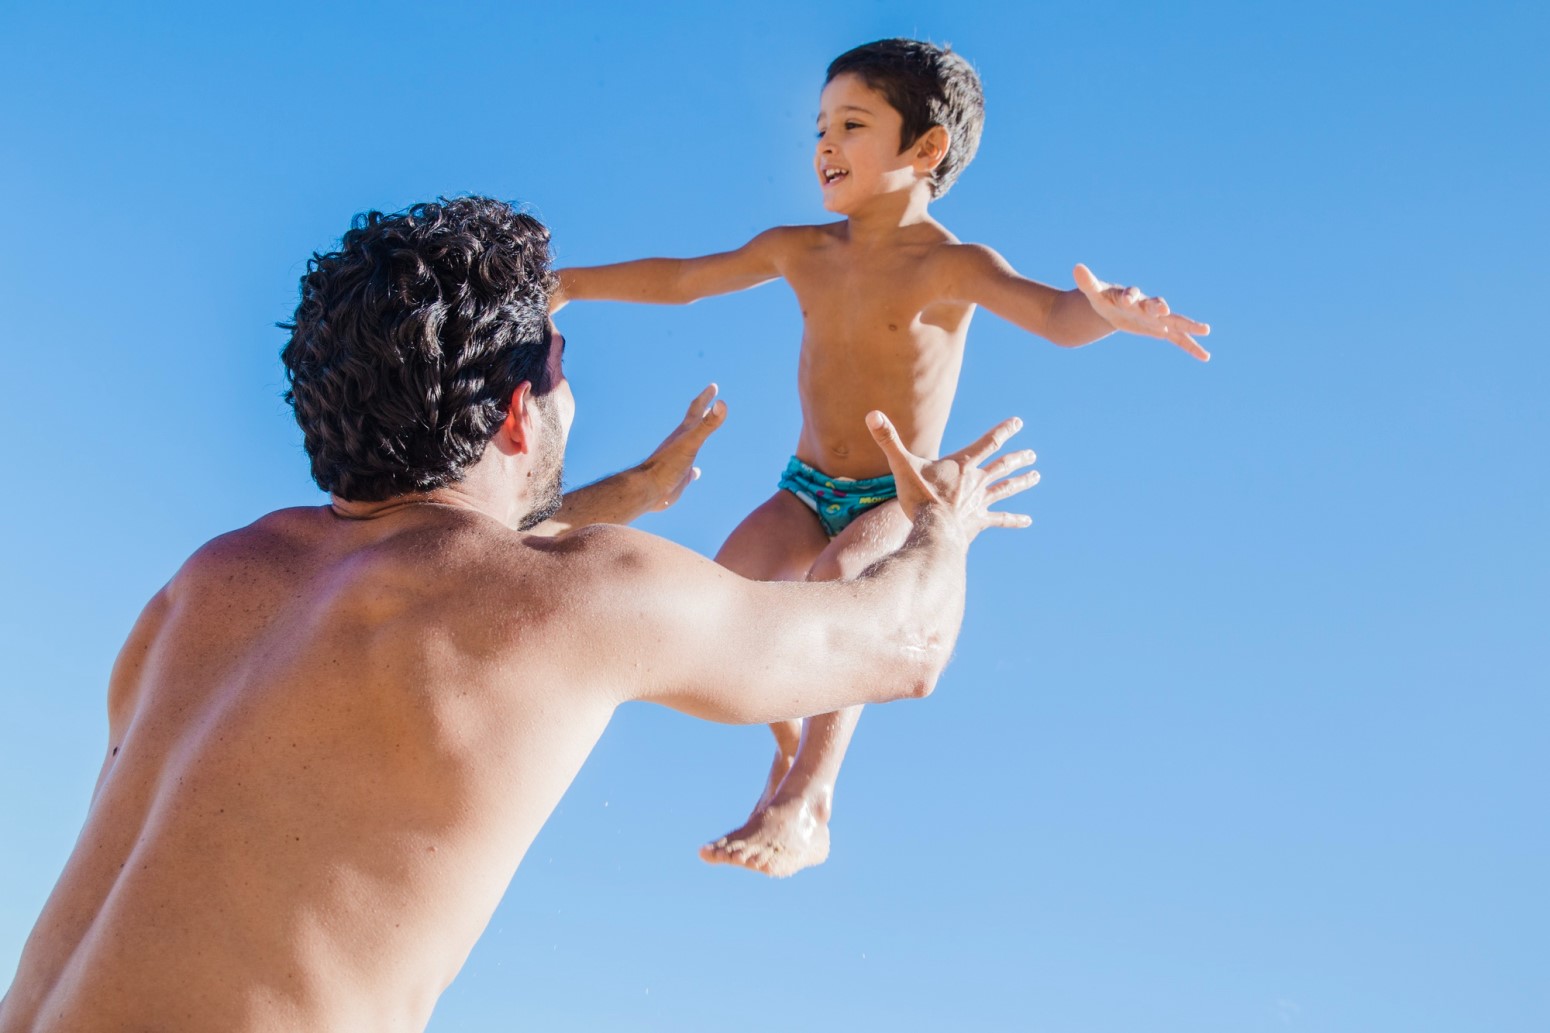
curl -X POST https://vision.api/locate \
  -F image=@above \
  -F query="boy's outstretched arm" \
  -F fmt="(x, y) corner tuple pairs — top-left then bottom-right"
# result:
(947, 245), (1212, 361)
(554, 227), (793, 310)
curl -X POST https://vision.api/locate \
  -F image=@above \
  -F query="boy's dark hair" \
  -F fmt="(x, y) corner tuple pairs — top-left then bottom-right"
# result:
(826, 38), (985, 199)
(281, 196), (558, 502)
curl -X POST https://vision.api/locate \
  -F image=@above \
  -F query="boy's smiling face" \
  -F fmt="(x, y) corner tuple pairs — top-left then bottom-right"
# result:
(814, 73), (925, 214)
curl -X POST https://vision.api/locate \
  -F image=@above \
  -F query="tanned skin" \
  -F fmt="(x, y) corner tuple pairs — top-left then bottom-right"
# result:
(0, 319), (1038, 1032)
(556, 71), (1211, 876)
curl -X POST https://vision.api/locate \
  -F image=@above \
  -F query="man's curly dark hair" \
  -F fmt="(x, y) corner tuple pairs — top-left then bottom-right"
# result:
(281, 196), (558, 501)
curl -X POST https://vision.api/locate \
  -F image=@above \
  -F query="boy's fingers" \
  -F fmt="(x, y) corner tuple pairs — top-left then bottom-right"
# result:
(1072, 263), (1104, 298)
(1170, 332), (1210, 362)
(1170, 315), (1210, 336)
(956, 417), (1024, 466)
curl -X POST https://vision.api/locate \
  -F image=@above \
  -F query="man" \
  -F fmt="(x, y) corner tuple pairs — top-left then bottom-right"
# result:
(0, 196), (1038, 1033)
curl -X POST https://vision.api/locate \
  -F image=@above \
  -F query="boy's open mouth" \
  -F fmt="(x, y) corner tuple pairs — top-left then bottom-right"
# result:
(821, 167), (849, 186)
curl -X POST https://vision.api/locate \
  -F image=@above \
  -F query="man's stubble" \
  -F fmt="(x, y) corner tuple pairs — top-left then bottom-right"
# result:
(517, 394), (565, 531)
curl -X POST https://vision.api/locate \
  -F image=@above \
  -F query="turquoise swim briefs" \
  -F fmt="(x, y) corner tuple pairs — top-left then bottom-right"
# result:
(777, 456), (898, 537)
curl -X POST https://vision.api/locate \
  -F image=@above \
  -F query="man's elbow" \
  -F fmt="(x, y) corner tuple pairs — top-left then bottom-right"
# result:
(885, 653), (945, 702)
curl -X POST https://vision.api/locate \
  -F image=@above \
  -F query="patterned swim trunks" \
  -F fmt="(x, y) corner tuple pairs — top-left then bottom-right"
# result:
(777, 455), (898, 537)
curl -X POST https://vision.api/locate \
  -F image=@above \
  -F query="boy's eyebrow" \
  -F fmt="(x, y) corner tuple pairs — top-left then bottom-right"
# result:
(817, 104), (876, 121)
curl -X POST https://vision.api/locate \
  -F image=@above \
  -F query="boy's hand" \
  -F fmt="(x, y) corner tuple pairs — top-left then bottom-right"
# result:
(637, 384), (729, 511)
(867, 412), (1039, 542)
(1074, 263), (1212, 362)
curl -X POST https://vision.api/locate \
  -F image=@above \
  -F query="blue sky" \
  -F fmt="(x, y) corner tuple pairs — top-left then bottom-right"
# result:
(1, 1), (1545, 1030)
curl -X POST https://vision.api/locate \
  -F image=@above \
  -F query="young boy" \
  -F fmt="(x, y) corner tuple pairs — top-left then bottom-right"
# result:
(556, 38), (1210, 877)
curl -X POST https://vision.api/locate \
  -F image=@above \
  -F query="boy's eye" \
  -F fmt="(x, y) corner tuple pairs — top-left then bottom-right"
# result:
(815, 129), (826, 139)
(845, 121), (862, 130)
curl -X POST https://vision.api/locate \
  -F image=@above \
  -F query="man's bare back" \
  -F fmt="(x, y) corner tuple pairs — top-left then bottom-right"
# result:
(4, 508), (627, 1031)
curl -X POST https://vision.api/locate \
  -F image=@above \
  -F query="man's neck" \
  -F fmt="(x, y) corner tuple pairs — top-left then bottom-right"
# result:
(329, 457), (528, 529)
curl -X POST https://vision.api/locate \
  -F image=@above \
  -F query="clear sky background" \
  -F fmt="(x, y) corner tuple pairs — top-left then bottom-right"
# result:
(1, 2), (1545, 1030)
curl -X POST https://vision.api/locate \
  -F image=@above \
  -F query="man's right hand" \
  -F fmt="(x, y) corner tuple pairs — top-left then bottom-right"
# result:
(866, 411), (1039, 541)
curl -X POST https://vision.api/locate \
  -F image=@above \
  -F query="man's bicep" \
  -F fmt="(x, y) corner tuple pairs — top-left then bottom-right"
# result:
(571, 528), (869, 724)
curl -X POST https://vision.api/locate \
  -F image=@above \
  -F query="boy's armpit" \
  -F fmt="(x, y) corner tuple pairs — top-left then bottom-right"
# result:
(939, 243), (1064, 339)
(742, 224), (816, 277)
(936, 243), (1017, 302)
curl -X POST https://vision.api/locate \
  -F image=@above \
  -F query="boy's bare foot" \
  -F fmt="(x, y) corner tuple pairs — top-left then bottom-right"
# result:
(698, 794), (831, 878)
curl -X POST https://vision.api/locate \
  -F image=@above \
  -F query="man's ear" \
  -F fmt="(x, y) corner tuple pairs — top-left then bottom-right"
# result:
(493, 382), (536, 456)
(914, 125), (951, 172)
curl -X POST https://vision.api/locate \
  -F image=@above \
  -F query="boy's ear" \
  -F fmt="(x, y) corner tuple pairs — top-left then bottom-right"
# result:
(914, 125), (951, 172)
(493, 382), (536, 456)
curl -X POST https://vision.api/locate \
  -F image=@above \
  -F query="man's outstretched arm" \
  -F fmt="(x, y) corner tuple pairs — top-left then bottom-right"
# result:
(527, 385), (728, 535)
(568, 413), (1040, 725)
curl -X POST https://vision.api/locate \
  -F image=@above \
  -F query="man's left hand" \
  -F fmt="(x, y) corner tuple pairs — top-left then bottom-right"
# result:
(637, 384), (728, 511)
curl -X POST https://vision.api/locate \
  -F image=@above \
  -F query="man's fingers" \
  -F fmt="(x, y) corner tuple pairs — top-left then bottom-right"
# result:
(654, 469), (695, 510)
(867, 411), (926, 497)
(981, 449), (1038, 482)
(984, 469), (1041, 505)
(683, 383), (718, 419)
(679, 398), (728, 447)
(954, 416), (1025, 467)
(983, 510), (1033, 530)
(866, 410), (904, 454)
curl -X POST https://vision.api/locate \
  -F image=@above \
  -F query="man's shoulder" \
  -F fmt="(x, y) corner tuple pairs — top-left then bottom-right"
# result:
(518, 523), (718, 624)
(522, 523), (683, 580)
(169, 507), (330, 586)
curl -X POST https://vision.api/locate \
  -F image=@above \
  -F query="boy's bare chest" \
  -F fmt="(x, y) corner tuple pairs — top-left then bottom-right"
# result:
(783, 247), (957, 338)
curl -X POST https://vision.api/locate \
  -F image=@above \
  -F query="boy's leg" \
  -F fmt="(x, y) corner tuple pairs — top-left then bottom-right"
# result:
(708, 491), (830, 817)
(701, 499), (912, 877)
